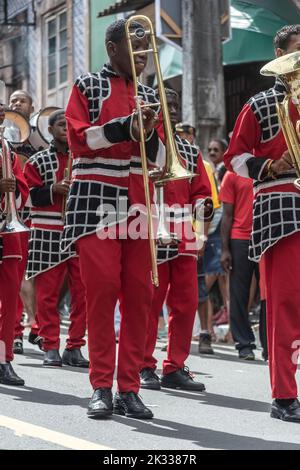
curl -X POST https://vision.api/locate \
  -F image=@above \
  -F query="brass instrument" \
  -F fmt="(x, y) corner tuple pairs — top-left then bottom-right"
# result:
(0, 80), (30, 234)
(261, 51), (300, 190)
(62, 149), (72, 220)
(0, 124), (30, 234)
(125, 15), (195, 286)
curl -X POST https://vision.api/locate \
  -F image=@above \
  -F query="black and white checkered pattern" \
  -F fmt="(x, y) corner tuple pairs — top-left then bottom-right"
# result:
(26, 228), (76, 279)
(75, 64), (158, 125)
(61, 180), (129, 251)
(248, 80), (286, 143)
(175, 135), (198, 173)
(28, 143), (59, 185)
(75, 72), (111, 124)
(157, 137), (199, 263)
(250, 191), (300, 261)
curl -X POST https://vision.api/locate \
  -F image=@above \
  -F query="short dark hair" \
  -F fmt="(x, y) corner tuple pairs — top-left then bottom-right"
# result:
(274, 25), (300, 50)
(10, 90), (33, 105)
(105, 19), (143, 44)
(48, 109), (65, 127)
(211, 138), (228, 152)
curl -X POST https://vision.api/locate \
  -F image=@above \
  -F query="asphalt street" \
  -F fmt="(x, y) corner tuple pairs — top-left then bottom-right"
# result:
(1, 325), (300, 450)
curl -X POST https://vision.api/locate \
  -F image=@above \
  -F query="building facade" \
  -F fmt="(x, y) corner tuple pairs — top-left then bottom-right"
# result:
(0, 0), (90, 109)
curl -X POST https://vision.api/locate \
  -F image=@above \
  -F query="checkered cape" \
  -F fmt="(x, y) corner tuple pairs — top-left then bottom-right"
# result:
(247, 79), (286, 142)
(157, 136), (200, 264)
(26, 229), (75, 279)
(250, 172), (300, 261)
(247, 80), (300, 260)
(61, 65), (159, 252)
(26, 144), (76, 279)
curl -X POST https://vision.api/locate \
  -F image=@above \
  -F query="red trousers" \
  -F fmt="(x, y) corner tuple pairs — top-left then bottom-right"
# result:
(265, 231), (300, 398)
(76, 233), (153, 393)
(14, 231), (30, 338)
(0, 258), (21, 362)
(35, 257), (86, 351)
(143, 255), (198, 375)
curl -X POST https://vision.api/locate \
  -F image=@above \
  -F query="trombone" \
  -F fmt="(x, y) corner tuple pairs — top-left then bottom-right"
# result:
(125, 15), (195, 287)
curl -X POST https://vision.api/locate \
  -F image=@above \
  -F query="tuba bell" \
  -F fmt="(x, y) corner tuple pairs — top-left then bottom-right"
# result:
(261, 51), (300, 190)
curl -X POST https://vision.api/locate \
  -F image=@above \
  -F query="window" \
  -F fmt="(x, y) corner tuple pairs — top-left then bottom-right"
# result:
(46, 11), (68, 91)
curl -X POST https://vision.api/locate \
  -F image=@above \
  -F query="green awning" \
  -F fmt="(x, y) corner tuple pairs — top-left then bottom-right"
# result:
(159, 0), (300, 80)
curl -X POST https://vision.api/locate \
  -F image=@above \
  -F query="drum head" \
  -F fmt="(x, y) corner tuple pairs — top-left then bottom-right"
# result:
(29, 106), (61, 151)
(3, 110), (31, 144)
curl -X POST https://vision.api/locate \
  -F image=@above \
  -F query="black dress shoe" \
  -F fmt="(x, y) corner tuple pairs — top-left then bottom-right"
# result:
(113, 392), (153, 419)
(62, 348), (89, 368)
(43, 350), (62, 367)
(140, 368), (161, 390)
(13, 337), (24, 355)
(238, 347), (255, 360)
(87, 388), (113, 419)
(28, 332), (44, 351)
(271, 399), (300, 422)
(161, 366), (206, 392)
(0, 362), (25, 386)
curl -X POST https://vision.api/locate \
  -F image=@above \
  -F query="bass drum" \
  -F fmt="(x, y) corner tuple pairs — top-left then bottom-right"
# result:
(3, 110), (31, 144)
(29, 106), (61, 151)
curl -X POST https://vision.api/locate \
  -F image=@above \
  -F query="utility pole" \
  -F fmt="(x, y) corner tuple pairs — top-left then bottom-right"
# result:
(182, 0), (226, 153)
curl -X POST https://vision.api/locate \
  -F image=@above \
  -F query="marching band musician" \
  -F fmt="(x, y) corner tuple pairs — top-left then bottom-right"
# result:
(61, 19), (163, 420)
(24, 110), (88, 368)
(8, 90), (39, 355)
(224, 25), (300, 422)
(140, 89), (213, 392)
(0, 103), (29, 386)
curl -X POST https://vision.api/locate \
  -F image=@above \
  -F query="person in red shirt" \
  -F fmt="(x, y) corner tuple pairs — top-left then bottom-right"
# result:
(0, 103), (29, 386)
(224, 25), (300, 422)
(219, 171), (264, 360)
(24, 110), (88, 368)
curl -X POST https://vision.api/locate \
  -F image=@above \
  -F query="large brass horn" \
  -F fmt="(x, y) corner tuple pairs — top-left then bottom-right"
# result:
(125, 15), (195, 286)
(0, 81), (30, 234)
(261, 51), (300, 190)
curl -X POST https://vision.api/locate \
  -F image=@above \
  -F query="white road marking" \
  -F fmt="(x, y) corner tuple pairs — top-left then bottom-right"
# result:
(0, 415), (114, 450)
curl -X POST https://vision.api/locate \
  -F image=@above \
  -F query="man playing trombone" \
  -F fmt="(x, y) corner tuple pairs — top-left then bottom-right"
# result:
(62, 19), (163, 420)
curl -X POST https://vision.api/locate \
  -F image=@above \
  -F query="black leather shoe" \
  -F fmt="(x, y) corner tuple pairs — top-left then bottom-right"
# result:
(0, 362), (25, 386)
(28, 332), (44, 351)
(161, 366), (206, 392)
(239, 347), (255, 360)
(113, 392), (154, 419)
(87, 388), (113, 419)
(13, 337), (24, 355)
(62, 348), (89, 368)
(43, 350), (62, 367)
(140, 368), (161, 390)
(271, 399), (300, 422)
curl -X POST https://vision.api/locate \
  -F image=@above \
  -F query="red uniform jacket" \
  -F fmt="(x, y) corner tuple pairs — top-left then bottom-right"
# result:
(61, 63), (164, 251)
(224, 80), (300, 261)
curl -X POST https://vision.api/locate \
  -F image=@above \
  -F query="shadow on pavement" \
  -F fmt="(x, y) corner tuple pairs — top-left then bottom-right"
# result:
(112, 415), (300, 450)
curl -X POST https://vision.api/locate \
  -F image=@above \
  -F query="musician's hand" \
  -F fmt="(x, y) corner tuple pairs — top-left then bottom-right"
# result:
(0, 104), (5, 125)
(131, 107), (158, 141)
(221, 249), (232, 273)
(271, 151), (294, 174)
(52, 180), (70, 196)
(0, 178), (16, 194)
